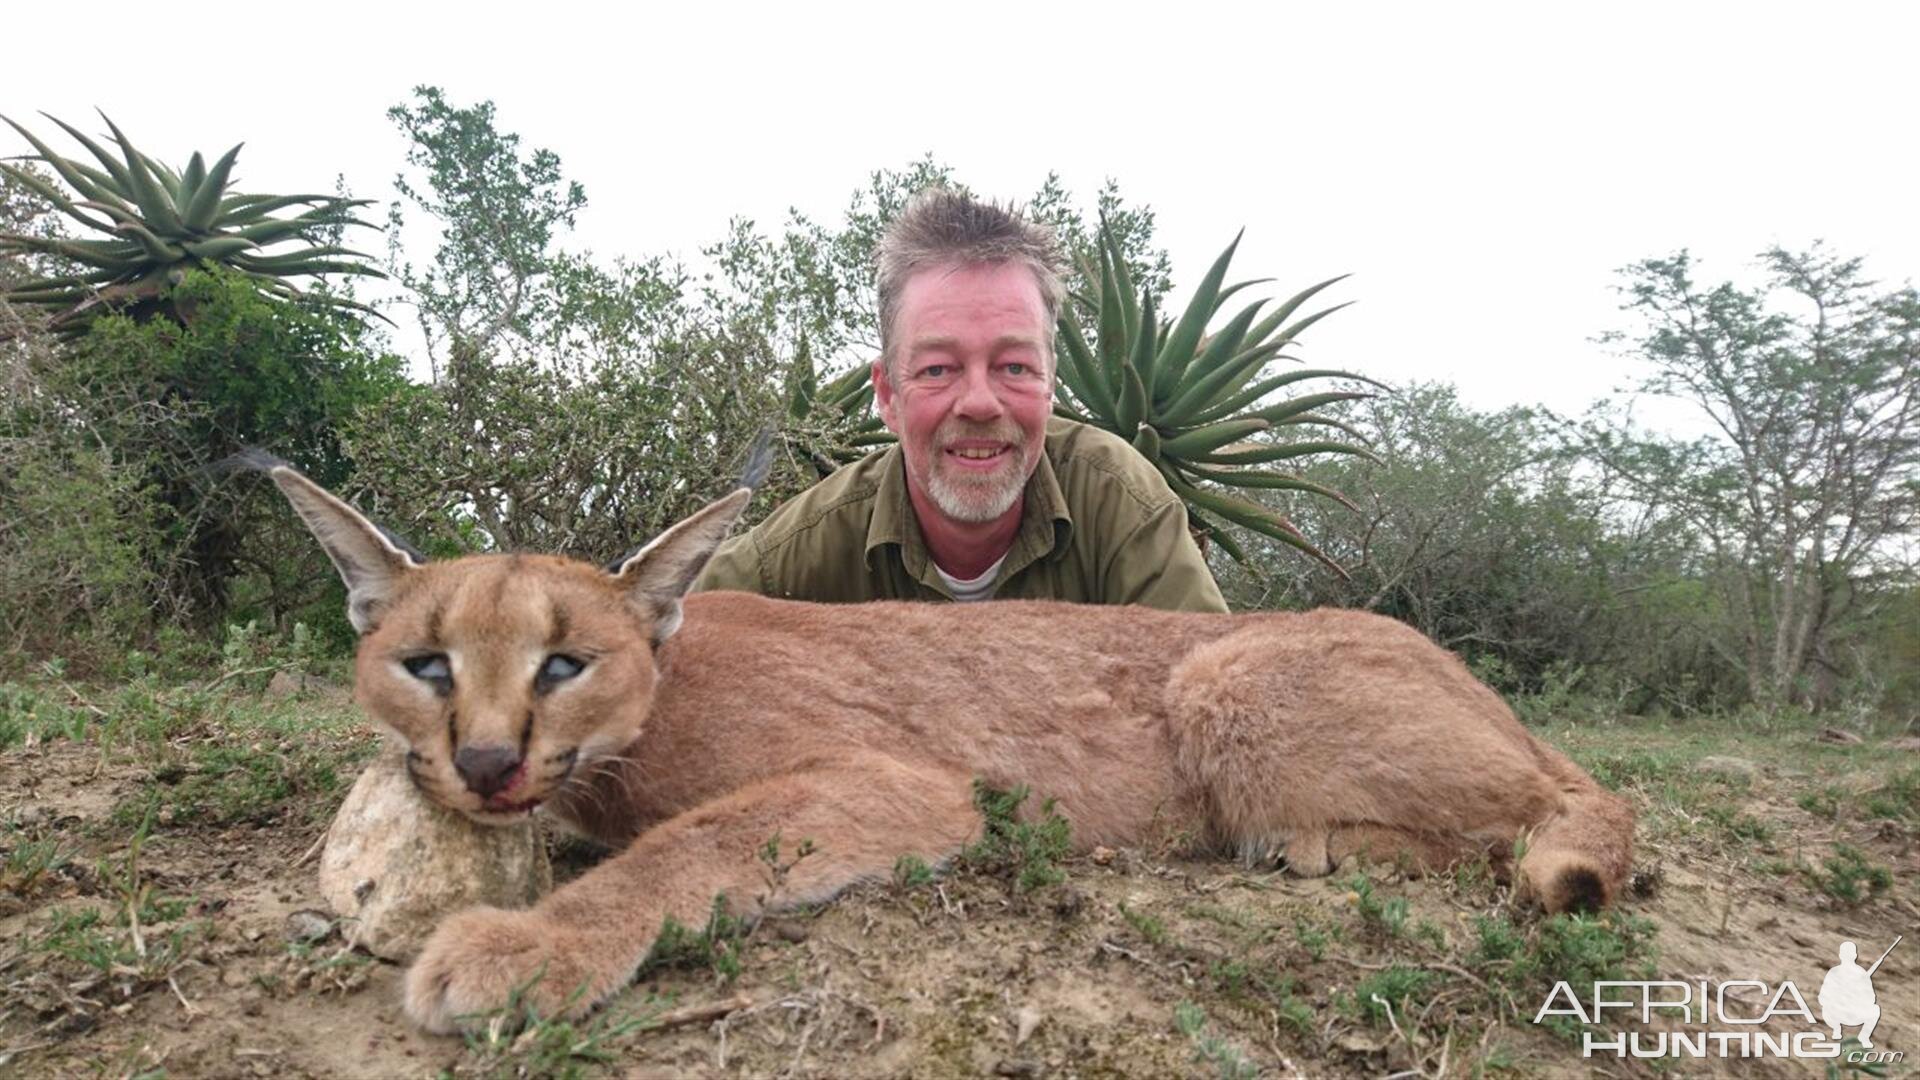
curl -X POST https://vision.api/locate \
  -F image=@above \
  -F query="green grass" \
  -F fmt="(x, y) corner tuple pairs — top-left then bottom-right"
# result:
(1344, 965), (1436, 1026)
(1173, 1001), (1259, 1080)
(891, 853), (935, 889)
(640, 895), (747, 983)
(1809, 845), (1894, 905)
(1119, 902), (1169, 946)
(959, 781), (1072, 894)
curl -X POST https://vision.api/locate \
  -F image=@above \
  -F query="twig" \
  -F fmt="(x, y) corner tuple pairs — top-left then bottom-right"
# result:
(167, 975), (198, 1018)
(646, 993), (754, 1032)
(296, 824), (332, 868)
(1374, 993), (1425, 1080)
(201, 665), (287, 694)
(1098, 939), (1156, 966)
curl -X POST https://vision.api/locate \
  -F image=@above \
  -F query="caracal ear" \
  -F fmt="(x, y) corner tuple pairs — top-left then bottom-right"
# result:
(240, 451), (424, 633)
(610, 488), (752, 642)
(608, 433), (772, 642)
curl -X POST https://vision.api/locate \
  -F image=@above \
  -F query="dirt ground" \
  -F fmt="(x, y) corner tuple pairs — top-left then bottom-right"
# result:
(1, 680), (1915, 1079)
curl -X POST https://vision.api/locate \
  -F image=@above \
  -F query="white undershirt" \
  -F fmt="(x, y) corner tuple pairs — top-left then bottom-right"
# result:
(934, 554), (1007, 602)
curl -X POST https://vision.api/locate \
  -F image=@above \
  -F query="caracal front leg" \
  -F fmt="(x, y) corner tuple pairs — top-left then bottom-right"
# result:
(403, 754), (976, 1033)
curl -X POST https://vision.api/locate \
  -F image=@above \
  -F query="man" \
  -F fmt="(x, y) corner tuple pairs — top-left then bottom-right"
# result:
(694, 189), (1227, 613)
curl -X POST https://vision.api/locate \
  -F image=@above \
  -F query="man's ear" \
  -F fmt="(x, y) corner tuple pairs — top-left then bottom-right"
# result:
(608, 488), (753, 643)
(241, 451), (423, 633)
(871, 356), (901, 435)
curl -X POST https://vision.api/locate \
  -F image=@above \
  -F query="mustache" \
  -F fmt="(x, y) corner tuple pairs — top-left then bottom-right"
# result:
(933, 422), (1025, 448)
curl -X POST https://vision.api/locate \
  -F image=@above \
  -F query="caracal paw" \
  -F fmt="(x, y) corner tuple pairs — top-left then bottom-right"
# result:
(403, 907), (605, 1034)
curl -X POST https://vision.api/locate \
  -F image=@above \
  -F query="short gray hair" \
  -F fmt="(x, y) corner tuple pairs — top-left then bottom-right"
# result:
(875, 189), (1066, 375)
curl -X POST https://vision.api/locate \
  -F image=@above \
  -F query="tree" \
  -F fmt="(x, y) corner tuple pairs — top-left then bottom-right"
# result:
(1579, 246), (1920, 706)
(0, 113), (383, 335)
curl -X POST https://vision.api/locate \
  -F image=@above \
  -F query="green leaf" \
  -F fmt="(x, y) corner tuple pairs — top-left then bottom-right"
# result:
(1154, 230), (1242, 397)
(1160, 299), (1271, 421)
(1250, 390), (1373, 425)
(1129, 289), (1159, 414)
(1189, 368), (1391, 426)
(100, 115), (187, 236)
(1182, 464), (1359, 510)
(185, 144), (243, 231)
(1191, 439), (1380, 466)
(1159, 418), (1270, 459)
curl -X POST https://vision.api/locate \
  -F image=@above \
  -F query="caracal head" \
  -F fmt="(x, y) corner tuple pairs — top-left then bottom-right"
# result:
(249, 452), (754, 826)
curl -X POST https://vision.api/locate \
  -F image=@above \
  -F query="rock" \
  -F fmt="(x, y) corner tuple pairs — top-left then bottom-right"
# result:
(284, 909), (335, 944)
(318, 749), (551, 960)
(1817, 728), (1865, 746)
(1014, 1005), (1044, 1046)
(1697, 756), (1760, 779)
(1090, 846), (1116, 866)
(265, 670), (306, 698)
(993, 1059), (1040, 1078)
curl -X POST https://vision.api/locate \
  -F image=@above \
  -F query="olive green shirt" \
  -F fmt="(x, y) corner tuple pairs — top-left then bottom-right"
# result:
(693, 418), (1229, 612)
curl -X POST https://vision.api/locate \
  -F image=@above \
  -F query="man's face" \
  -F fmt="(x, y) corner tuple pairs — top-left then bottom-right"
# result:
(873, 261), (1054, 524)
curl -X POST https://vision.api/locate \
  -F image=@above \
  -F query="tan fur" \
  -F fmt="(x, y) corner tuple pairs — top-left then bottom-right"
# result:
(264, 469), (1635, 1034)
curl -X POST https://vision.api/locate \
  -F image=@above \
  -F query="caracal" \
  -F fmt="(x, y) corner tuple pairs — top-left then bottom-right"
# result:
(255, 450), (1635, 1034)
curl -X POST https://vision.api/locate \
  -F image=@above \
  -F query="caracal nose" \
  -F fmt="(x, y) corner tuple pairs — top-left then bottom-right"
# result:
(453, 744), (523, 797)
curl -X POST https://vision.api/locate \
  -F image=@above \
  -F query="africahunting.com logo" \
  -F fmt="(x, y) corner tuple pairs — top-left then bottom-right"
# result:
(1532, 935), (1903, 1063)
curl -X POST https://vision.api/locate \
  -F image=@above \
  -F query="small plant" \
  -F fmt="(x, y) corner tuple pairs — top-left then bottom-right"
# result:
(1209, 961), (1314, 1034)
(1344, 872), (1443, 945)
(1173, 1001), (1260, 1080)
(1472, 910), (1659, 1038)
(1810, 845), (1893, 906)
(1863, 769), (1920, 823)
(1798, 786), (1845, 820)
(959, 781), (1072, 894)
(1294, 916), (1333, 961)
(641, 895), (747, 983)
(1344, 966), (1435, 1027)
(892, 853), (935, 889)
(1119, 901), (1169, 946)
(457, 975), (657, 1077)
(1, 834), (69, 897)
(1701, 805), (1774, 843)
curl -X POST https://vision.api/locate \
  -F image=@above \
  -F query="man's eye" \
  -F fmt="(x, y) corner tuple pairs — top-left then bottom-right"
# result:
(1005, 362), (1027, 375)
(403, 653), (451, 687)
(536, 653), (586, 692)
(919, 365), (949, 378)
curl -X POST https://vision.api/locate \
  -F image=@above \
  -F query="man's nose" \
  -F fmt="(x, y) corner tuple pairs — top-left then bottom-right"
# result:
(952, 366), (1004, 419)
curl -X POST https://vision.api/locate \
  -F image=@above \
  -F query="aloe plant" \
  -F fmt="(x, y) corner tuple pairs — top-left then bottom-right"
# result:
(1053, 224), (1384, 573)
(783, 335), (894, 477)
(0, 112), (384, 335)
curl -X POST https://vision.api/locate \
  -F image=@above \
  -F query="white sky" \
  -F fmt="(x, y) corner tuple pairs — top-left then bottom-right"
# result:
(7, 1), (1916, 428)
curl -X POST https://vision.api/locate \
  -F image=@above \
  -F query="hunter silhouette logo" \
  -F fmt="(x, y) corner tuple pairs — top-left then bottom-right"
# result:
(1533, 934), (1903, 1063)
(1820, 936), (1899, 1048)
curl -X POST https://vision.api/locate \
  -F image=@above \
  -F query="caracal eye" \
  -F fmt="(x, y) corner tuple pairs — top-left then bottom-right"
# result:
(402, 653), (452, 690)
(537, 653), (586, 693)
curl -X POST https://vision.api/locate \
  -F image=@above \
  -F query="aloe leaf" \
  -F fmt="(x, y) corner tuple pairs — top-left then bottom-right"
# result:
(1190, 368), (1391, 426)
(1159, 417), (1270, 459)
(1154, 230), (1241, 397)
(1183, 463), (1359, 510)
(185, 144), (243, 231)
(1161, 298), (1270, 418)
(1192, 439), (1380, 466)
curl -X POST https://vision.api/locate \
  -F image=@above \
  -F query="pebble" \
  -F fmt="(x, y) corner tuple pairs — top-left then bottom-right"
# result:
(284, 909), (335, 944)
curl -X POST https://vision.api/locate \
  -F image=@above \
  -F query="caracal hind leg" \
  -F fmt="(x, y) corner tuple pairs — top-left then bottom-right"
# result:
(403, 753), (975, 1033)
(1167, 619), (1561, 877)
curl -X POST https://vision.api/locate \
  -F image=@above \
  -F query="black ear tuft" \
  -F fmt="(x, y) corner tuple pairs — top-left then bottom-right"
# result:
(737, 427), (776, 492)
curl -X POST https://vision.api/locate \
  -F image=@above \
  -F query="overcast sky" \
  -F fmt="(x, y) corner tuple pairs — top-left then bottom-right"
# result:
(7, 2), (1916, 428)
